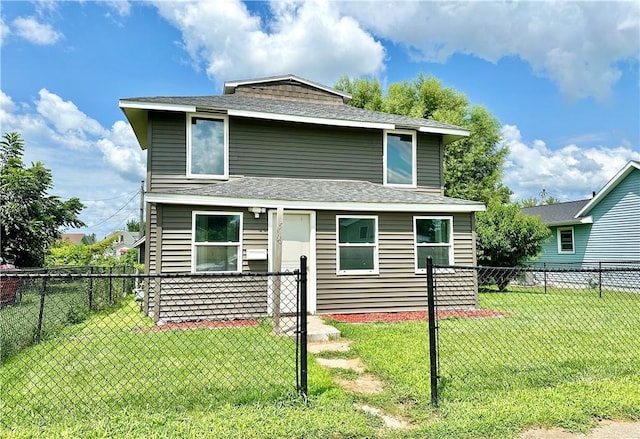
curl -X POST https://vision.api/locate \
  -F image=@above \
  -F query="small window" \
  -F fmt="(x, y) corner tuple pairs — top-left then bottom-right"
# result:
(384, 130), (416, 187)
(187, 114), (228, 179)
(557, 227), (575, 254)
(192, 212), (242, 272)
(337, 216), (378, 275)
(414, 216), (453, 272)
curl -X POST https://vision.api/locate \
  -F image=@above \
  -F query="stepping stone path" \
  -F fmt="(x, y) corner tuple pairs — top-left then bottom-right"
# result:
(309, 339), (411, 430)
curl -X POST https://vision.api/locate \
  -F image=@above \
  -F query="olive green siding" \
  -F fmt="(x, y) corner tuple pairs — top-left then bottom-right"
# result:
(316, 211), (476, 313)
(147, 112), (443, 194)
(143, 206), (477, 321)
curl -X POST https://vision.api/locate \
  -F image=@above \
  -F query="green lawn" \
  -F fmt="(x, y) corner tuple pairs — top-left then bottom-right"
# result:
(1, 287), (639, 438)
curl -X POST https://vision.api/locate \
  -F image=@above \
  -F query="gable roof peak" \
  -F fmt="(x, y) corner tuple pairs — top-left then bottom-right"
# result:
(223, 74), (352, 103)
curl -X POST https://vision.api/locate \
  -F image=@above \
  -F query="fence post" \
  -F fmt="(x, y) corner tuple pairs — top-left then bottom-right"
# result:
(88, 266), (94, 311)
(299, 255), (308, 400)
(108, 266), (113, 305)
(598, 262), (602, 298)
(426, 257), (439, 406)
(36, 278), (47, 342)
(543, 262), (547, 294)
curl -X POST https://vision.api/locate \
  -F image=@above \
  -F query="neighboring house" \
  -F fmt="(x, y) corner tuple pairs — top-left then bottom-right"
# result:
(104, 230), (140, 258)
(120, 74), (485, 323)
(61, 233), (96, 245)
(523, 160), (640, 266)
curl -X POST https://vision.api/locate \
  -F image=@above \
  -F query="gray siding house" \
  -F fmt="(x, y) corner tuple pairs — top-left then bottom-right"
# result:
(523, 160), (640, 266)
(120, 75), (485, 323)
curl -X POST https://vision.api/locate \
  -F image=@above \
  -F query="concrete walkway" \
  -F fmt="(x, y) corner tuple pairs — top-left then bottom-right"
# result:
(307, 315), (341, 342)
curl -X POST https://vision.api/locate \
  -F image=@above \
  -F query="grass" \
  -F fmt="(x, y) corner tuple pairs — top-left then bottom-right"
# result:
(336, 286), (640, 438)
(1, 286), (639, 438)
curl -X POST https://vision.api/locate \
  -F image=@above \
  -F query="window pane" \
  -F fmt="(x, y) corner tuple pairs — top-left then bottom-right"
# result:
(195, 246), (238, 272)
(339, 218), (375, 244)
(417, 246), (450, 268)
(195, 215), (239, 242)
(191, 118), (224, 175)
(339, 246), (374, 271)
(386, 132), (413, 185)
(560, 230), (573, 251)
(416, 219), (450, 244)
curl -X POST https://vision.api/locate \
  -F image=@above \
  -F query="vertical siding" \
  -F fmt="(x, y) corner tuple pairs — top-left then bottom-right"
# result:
(316, 211), (477, 314)
(584, 170), (640, 261)
(147, 112), (444, 193)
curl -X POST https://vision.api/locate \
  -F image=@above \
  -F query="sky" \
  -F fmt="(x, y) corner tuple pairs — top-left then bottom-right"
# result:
(1, 0), (639, 240)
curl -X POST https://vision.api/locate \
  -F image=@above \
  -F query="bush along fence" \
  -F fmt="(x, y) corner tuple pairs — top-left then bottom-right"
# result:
(0, 258), (308, 425)
(426, 260), (640, 406)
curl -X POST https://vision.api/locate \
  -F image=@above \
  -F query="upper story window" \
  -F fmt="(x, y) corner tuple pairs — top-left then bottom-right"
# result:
(192, 212), (242, 273)
(384, 130), (416, 187)
(337, 216), (379, 275)
(187, 114), (228, 179)
(557, 227), (575, 254)
(414, 216), (453, 273)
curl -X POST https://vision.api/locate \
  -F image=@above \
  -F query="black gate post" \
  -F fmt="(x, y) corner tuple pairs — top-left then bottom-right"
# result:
(299, 255), (308, 399)
(88, 266), (94, 311)
(426, 257), (439, 406)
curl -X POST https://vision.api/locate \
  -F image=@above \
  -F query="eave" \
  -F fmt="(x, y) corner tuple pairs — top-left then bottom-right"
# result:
(145, 192), (486, 213)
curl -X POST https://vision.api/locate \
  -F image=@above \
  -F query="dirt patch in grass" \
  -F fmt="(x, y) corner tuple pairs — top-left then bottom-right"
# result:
(325, 309), (509, 324)
(133, 319), (259, 332)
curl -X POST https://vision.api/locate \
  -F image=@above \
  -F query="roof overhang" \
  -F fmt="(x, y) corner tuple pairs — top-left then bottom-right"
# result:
(575, 161), (640, 217)
(119, 101), (197, 149)
(145, 192), (486, 213)
(545, 216), (593, 226)
(119, 100), (470, 149)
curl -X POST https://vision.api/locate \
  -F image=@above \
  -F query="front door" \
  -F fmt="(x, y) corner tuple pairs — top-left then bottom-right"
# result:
(268, 211), (316, 314)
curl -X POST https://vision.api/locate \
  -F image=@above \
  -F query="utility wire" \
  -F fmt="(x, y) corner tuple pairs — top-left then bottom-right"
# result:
(86, 191), (140, 229)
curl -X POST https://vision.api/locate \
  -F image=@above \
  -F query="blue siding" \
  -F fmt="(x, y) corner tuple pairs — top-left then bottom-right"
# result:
(584, 170), (640, 262)
(534, 224), (591, 265)
(531, 168), (640, 265)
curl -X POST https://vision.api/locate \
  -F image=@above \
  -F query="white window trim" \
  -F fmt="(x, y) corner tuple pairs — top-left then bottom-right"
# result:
(557, 226), (575, 254)
(383, 129), (417, 188)
(414, 216), (454, 274)
(336, 215), (379, 275)
(191, 211), (243, 273)
(186, 113), (229, 179)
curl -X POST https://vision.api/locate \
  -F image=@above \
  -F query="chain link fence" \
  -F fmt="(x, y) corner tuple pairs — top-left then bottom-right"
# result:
(1, 265), (306, 426)
(428, 263), (640, 405)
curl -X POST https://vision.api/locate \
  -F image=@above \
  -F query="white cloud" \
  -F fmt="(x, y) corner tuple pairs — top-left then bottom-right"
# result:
(100, 0), (132, 17)
(501, 124), (640, 202)
(0, 88), (146, 237)
(12, 16), (62, 45)
(0, 17), (9, 46)
(337, 2), (639, 101)
(151, 0), (385, 86)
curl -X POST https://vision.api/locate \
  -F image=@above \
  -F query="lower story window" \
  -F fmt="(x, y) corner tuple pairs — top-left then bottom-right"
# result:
(337, 216), (378, 274)
(192, 212), (242, 272)
(414, 216), (453, 272)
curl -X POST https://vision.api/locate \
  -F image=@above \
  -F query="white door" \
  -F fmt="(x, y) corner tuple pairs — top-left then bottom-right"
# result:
(268, 211), (316, 314)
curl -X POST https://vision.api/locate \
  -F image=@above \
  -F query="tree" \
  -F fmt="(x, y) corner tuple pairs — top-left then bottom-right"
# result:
(126, 218), (140, 232)
(335, 74), (511, 205)
(1, 132), (85, 267)
(476, 202), (550, 290)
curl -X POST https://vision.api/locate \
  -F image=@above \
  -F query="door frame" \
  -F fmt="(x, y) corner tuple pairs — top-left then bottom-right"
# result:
(268, 210), (317, 314)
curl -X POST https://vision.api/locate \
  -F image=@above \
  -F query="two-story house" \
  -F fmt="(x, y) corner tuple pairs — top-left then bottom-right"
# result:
(120, 74), (485, 323)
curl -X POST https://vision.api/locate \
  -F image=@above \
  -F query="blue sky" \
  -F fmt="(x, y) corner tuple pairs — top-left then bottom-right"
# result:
(1, 0), (639, 240)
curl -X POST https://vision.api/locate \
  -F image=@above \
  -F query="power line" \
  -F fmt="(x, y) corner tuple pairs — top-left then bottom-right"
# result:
(62, 189), (140, 203)
(86, 191), (140, 229)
